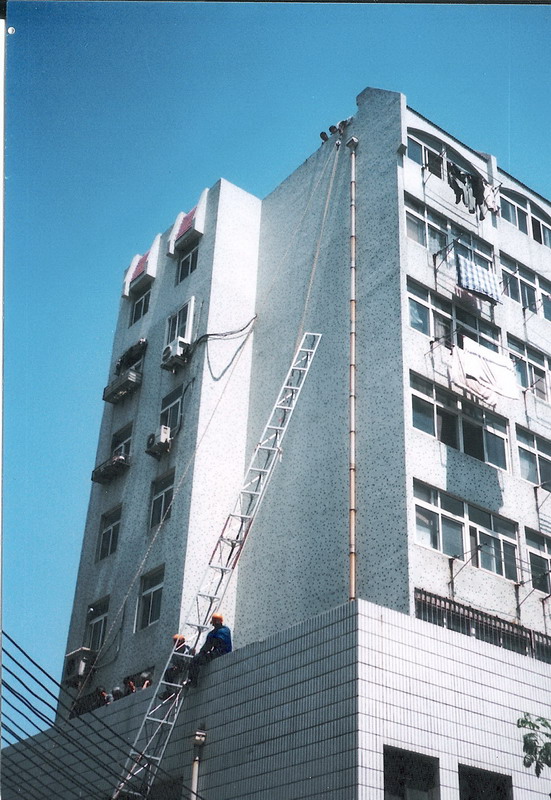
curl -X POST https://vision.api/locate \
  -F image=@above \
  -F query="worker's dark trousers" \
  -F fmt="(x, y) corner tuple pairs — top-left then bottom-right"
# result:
(188, 650), (222, 686)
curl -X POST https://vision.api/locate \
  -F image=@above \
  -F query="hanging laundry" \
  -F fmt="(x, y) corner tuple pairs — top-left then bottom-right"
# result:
(447, 162), (465, 205)
(450, 344), (497, 405)
(450, 337), (520, 403)
(456, 253), (501, 304)
(483, 183), (500, 214)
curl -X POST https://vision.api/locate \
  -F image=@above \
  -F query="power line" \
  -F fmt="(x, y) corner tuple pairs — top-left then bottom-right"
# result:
(2, 633), (203, 800)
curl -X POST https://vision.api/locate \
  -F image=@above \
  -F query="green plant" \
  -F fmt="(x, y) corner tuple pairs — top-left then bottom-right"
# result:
(517, 713), (551, 778)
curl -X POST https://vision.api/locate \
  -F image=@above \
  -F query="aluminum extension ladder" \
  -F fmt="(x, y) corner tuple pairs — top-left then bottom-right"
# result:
(112, 332), (322, 799)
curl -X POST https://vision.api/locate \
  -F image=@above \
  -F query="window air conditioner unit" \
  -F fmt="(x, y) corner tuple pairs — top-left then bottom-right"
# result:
(145, 426), (171, 457)
(63, 647), (96, 688)
(161, 336), (190, 370)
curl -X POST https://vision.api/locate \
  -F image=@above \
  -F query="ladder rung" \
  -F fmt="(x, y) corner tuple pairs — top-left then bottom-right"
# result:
(241, 489), (261, 495)
(147, 716), (175, 725)
(197, 593), (221, 601)
(220, 537), (243, 546)
(185, 622), (211, 630)
(171, 652), (192, 660)
(249, 467), (269, 473)
(266, 425), (285, 431)
(208, 565), (232, 572)
(258, 445), (279, 451)
(283, 384), (300, 390)
(229, 512), (253, 520)
(160, 681), (183, 688)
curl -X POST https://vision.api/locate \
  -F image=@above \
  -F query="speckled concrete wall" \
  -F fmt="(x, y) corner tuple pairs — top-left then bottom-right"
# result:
(63, 179), (261, 703)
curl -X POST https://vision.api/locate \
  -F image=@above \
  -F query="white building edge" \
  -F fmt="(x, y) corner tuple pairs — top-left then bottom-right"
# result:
(3, 87), (551, 799)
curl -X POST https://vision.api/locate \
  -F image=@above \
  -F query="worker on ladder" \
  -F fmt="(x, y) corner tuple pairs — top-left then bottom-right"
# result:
(186, 613), (232, 688)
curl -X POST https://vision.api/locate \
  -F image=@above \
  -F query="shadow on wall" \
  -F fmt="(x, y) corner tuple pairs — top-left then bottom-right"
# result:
(445, 447), (504, 513)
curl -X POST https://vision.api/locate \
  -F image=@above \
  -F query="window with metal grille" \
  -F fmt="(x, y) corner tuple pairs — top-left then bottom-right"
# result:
(86, 596), (109, 651)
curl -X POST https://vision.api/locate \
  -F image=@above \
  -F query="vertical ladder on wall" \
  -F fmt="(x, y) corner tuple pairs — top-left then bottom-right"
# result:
(112, 332), (322, 799)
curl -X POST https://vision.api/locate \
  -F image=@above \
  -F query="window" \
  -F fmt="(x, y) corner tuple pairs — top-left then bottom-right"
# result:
(137, 566), (164, 630)
(166, 298), (194, 344)
(86, 597), (109, 651)
(405, 196), (494, 271)
(526, 529), (551, 593)
(458, 765), (512, 800)
(176, 244), (198, 283)
(384, 746), (440, 800)
(500, 189), (551, 252)
(97, 507), (120, 560)
(111, 423), (132, 457)
(508, 335), (550, 401)
(405, 196), (448, 255)
(411, 373), (508, 469)
(517, 426), (551, 489)
(500, 193), (528, 234)
(406, 135), (444, 181)
(160, 386), (183, 431)
(414, 480), (464, 559)
(501, 253), (551, 320)
(407, 278), (500, 351)
(150, 471), (174, 528)
(414, 480), (517, 579)
(130, 287), (150, 326)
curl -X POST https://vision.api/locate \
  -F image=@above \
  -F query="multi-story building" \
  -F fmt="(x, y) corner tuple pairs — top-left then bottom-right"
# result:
(4, 87), (551, 799)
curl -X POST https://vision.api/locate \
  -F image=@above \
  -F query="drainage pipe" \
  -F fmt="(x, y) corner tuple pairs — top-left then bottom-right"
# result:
(346, 136), (359, 602)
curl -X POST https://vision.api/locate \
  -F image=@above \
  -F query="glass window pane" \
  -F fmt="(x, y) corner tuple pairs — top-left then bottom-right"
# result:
(493, 518), (516, 539)
(542, 294), (551, 322)
(409, 299), (430, 334)
(442, 517), (464, 558)
(532, 217), (543, 244)
(426, 150), (442, 178)
(503, 542), (518, 581)
(463, 420), (485, 462)
(412, 396), (435, 436)
(526, 529), (546, 551)
(415, 506), (439, 549)
(480, 533), (502, 574)
(536, 437), (551, 458)
(503, 270), (520, 302)
(539, 456), (551, 489)
(406, 213), (426, 245)
(516, 428), (534, 448)
(407, 138), (423, 164)
(428, 226), (447, 255)
(407, 278), (429, 300)
(519, 448), (538, 483)
(485, 430), (506, 469)
(468, 506), (492, 529)
(530, 552), (550, 592)
(543, 225), (551, 249)
(518, 209), (528, 234)
(521, 282), (537, 312)
(501, 198), (516, 225)
(512, 357), (528, 388)
(433, 313), (452, 348)
(440, 493), (464, 517)
(149, 588), (162, 624)
(413, 480), (433, 503)
(410, 374), (433, 396)
(151, 496), (163, 527)
(437, 408), (458, 448)
(140, 594), (152, 629)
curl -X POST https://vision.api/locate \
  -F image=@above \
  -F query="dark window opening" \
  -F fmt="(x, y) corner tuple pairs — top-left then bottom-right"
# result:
(384, 746), (439, 800)
(458, 765), (512, 800)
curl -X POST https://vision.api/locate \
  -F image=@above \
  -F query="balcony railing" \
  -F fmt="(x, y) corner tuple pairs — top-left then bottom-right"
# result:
(415, 588), (551, 664)
(91, 453), (130, 484)
(103, 367), (142, 405)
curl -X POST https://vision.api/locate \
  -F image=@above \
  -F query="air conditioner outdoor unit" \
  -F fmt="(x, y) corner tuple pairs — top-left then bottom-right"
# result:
(63, 647), (96, 687)
(145, 425), (171, 457)
(161, 336), (190, 369)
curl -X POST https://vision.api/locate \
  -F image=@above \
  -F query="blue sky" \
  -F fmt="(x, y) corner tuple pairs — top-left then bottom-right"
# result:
(4, 1), (551, 697)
